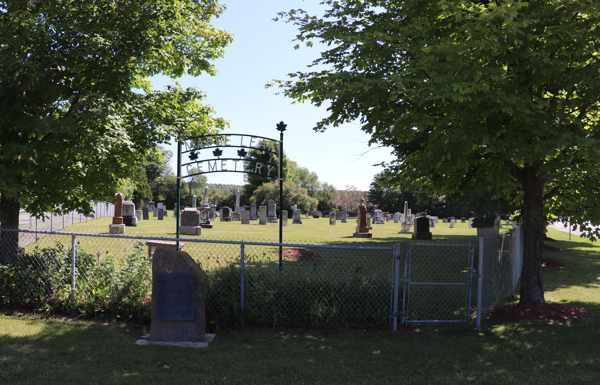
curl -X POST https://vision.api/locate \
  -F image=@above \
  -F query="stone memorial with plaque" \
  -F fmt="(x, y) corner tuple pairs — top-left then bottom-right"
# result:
(148, 246), (208, 343)
(412, 214), (432, 240)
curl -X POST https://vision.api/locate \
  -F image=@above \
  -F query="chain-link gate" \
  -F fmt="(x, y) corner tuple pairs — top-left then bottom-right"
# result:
(391, 242), (474, 328)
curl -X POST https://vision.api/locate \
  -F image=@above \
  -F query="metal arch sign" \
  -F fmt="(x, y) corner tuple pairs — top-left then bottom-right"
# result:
(175, 121), (287, 269)
(180, 133), (281, 180)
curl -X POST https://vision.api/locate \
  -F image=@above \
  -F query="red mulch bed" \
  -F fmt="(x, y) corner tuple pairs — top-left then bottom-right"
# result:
(488, 303), (587, 322)
(274, 248), (321, 262)
(540, 257), (566, 267)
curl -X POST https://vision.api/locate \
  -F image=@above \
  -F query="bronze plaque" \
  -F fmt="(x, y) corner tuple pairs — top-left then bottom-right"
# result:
(155, 273), (196, 320)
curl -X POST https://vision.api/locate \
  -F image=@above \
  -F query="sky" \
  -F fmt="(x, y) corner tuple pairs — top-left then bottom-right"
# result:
(152, 0), (396, 191)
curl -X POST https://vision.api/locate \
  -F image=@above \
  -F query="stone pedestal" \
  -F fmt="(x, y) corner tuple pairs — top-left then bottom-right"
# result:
(180, 226), (202, 235)
(109, 224), (125, 234)
(123, 216), (138, 227)
(149, 247), (207, 343)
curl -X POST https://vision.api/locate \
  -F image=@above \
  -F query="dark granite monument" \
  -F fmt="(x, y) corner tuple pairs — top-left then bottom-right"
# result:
(412, 214), (433, 240)
(353, 198), (372, 238)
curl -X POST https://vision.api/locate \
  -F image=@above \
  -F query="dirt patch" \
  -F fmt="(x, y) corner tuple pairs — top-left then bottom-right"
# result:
(540, 257), (565, 267)
(274, 248), (321, 262)
(488, 303), (587, 322)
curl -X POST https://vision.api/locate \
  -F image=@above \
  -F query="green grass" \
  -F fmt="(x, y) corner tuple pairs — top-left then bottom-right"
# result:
(2, 223), (598, 384)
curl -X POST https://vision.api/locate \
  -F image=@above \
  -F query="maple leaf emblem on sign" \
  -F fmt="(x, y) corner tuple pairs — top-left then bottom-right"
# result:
(189, 151), (198, 160)
(237, 148), (247, 158)
(213, 148), (223, 158)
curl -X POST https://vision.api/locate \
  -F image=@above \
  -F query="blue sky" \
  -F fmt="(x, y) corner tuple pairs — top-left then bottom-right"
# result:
(152, 0), (396, 191)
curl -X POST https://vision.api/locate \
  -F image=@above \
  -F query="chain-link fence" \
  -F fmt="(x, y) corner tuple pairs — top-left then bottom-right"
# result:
(0, 226), (524, 328)
(475, 225), (524, 328)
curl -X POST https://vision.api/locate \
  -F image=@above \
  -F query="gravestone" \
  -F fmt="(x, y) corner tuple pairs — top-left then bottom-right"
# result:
(232, 190), (241, 221)
(135, 210), (142, 221)
(220, 207), (231, 222)
(158, 208), (164, 220)
(292, 209), (302, 224)
(148, 246), (207, 343)
(267, 200), (277, 223)
(109, 193), (125, 234)
(353, 198), (372, 238)
(399, 201), (412, 234)
(250, 203), (258, 220)
(153, 207), (158, 217)
(172, 204), (179, 219)
(373, 209), (384, 224)
(341, 207), (348, 223)
(449, 219), (456, 228)
(143, 207), (149, 220)
(209, 205), (217, 221)
(281, 210), (288, 226)
(329, 210), (337, 225)
(180, 208), (202, 235)
(367, 213), (372, 230)
(123, 201), (137, 227)
(241, 207), (250, 224)
(412, 214), (432, 240)
(192, 195), (197, 208)
(259, 206), (267, 225)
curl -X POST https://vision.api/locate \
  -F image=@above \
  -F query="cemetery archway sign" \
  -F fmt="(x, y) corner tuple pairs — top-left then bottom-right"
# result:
(176, 121), (287, 266)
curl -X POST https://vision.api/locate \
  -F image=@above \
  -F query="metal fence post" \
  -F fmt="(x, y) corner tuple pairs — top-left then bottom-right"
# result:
(71, 234), (77, 304)
(62, 213), (65, 229)
(402, 243), (411, 325)
(50, 214), (53, 231)
(391, 243), (402, 331)
(476, 236), (484, 329)
(240, 243), (245, 328)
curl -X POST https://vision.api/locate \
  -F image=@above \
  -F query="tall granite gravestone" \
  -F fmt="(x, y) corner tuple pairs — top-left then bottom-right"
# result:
(158, 208), (164, 220)
(292, 209), (302, 224)
(281, 210), (288, 226)
(353, 198), (372, 238)
(220, 207), (231, 222)
(109, 193), (125, 234)
(192, 195), (197, 208)
(399, 201), (412, 234)
(180, 208), (202, 235)
(241, 207), (250, 224)
(202, 187), (209, 207)
(250, 203), (258, 220)
(267, 200), (277, 223)
(341, 207), (348, 223)
(123, 201), (138, 226)
(329, 210), (337, 225)
(412, 214), (432, 240)
(259, 206), (267, 225)
(148, 246), (208, 343)
(143, 207), (149, 220)
(232, 190), (241, 221)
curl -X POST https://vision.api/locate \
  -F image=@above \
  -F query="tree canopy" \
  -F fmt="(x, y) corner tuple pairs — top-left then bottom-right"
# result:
(0, 0), (233, 257)
(275, 0), (600, 307)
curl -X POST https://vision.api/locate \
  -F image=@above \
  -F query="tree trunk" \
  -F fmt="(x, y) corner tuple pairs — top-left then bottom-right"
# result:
(0, 195), (21, 263)
(519, 167), (545, 307)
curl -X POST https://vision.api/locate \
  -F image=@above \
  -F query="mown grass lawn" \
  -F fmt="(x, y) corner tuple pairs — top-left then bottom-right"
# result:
(2, 222), (599, 384)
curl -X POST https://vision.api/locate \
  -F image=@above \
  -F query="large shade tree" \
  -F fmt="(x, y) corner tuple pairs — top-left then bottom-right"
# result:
(0, 0), (233, 259)
(274, 0), (600, 307)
